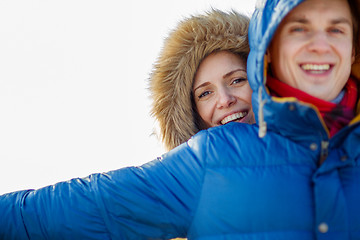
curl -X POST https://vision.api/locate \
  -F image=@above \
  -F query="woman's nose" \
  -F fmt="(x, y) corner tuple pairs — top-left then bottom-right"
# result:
(216, 89), (236, 108)
(307, 30), (331, 54)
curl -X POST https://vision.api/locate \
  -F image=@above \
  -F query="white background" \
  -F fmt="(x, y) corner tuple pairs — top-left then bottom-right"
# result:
(0, 0), (256, 195)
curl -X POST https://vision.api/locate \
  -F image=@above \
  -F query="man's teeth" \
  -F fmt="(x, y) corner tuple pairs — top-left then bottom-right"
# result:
(221, 112), (247, 125)
(301, 64), (330, 71)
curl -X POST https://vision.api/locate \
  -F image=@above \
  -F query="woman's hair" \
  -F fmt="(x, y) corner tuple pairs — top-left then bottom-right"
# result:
(149, 9), (250, 150)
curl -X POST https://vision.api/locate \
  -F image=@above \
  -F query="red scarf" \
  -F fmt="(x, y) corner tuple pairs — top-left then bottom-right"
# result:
(267, 76), (358, 137)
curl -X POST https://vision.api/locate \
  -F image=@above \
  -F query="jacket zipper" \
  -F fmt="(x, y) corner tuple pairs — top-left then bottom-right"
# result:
(319, 141), (329, 165)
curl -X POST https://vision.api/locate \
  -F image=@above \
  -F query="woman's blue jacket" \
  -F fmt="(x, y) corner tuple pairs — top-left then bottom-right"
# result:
(1, 0), (360, 239)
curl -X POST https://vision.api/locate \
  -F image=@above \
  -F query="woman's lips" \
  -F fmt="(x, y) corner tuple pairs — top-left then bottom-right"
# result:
(220, 111), (248, 125)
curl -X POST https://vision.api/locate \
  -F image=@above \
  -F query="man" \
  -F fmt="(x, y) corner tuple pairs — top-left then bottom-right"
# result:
(1, 0), (359, 239)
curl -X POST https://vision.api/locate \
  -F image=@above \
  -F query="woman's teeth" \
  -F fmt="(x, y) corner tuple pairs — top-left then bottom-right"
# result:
(301, 64), (330, 72)
(221, 112), (247, 125)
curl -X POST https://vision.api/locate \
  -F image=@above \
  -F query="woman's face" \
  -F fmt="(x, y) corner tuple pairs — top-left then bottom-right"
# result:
(193, 51), (255, 128)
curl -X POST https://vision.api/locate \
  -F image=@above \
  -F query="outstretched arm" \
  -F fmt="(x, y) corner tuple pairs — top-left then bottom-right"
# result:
(0, 132), (208, 239)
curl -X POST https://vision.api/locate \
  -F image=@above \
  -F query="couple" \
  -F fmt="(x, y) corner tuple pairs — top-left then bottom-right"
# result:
(1, 0), (360, 239)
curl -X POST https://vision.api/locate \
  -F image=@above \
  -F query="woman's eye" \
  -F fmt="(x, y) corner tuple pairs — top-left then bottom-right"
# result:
(198, 91), (211, 99)
(231, 77), (247, 85)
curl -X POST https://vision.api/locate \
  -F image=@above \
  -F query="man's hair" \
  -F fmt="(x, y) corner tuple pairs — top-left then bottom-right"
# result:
(348, 0), (360, 61)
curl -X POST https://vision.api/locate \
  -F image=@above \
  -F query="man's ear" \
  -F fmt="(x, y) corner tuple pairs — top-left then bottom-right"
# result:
(266, 49), (271, 63)
(351, 46), (360, 80)
(351, 47), (356, 64)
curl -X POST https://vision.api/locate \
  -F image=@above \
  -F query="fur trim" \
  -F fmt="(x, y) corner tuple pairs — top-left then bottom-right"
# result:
(149, 9), (250, 150)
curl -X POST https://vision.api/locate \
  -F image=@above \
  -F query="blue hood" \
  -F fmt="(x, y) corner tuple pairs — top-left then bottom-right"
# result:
(247, 0), (360, 141)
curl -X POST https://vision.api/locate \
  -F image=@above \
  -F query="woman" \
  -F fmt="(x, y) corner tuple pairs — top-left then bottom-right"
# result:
(150, 9), (255, 150)
(151, 10), (254, 240)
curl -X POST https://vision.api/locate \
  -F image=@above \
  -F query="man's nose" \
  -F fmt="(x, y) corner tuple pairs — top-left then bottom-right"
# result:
(216, 89), (236, 108)
(307, 30), (331, 54)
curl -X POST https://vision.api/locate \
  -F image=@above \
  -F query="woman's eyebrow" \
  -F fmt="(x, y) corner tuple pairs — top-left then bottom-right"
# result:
(193, 69), (247, 91)
(223, 69), (247, 79)
(193, 82), (211, 92)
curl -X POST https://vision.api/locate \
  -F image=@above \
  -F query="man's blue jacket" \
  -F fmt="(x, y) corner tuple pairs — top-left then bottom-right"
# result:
(1, 0), (360, 239)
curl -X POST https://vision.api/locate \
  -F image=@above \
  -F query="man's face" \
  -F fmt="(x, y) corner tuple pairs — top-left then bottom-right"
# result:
(268, 0), (355, 101)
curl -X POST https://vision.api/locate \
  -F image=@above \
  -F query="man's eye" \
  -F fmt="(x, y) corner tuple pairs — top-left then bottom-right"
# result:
(290, 27), (305, 33)
(329, 28), (343, 34)
(232, 78), (247, 85)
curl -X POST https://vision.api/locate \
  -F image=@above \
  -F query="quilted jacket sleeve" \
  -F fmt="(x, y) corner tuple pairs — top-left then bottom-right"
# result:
(0, 131), (208, 239)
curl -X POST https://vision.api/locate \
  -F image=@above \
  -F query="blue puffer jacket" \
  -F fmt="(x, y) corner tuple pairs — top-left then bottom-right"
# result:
(1, 0), (360, 239)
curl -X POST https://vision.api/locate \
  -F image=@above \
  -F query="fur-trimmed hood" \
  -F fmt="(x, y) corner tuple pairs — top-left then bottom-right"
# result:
(149, 9), (250, 150)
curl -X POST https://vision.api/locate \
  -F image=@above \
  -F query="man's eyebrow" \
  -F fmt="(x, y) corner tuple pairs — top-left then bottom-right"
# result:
(286, 16), (352, 26)
(331, 17), (352, 26)
(286, 17), (309, 24)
